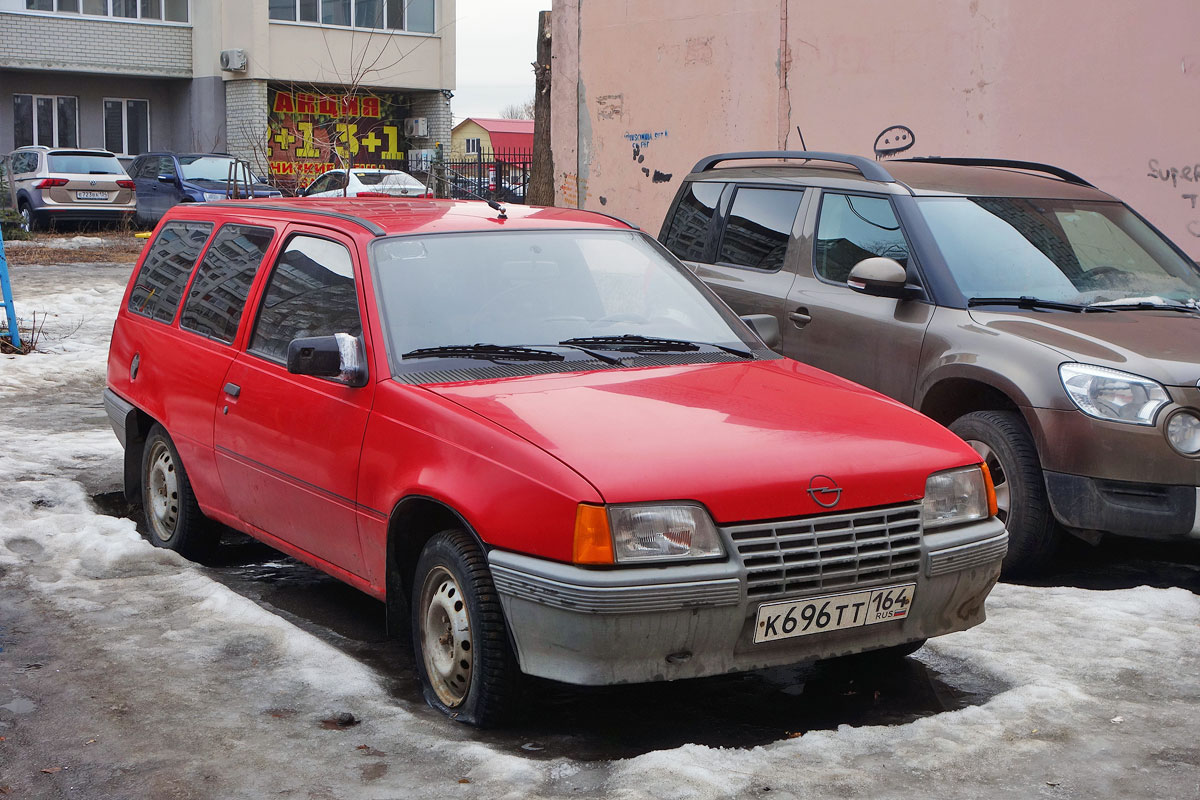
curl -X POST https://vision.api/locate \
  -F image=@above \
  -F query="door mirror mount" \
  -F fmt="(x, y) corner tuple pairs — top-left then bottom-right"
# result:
(740, 314), (782, 349)
(286, 333), (367, 387)
(847, 257), (914, 299)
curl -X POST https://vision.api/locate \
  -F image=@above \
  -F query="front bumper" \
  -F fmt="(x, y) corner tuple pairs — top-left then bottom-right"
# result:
(1044, 472), (1200, 540)
(490, 513), (1006, 686)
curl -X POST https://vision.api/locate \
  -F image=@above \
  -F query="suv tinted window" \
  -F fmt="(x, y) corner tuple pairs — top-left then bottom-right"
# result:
(180, 225), (276, 344)
(249, 236), (362, 363)
(47, 152), (123, 174)
(662, 182), (723, 262)
(814, 193), (909, 284)
(12, 152), (37, 173)
(715, 187), (803, 270)
(128, 221), (214, 323)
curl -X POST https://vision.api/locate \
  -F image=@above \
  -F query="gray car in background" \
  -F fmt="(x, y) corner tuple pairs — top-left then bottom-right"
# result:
(658, 152), (1200, 575)
(8, 146), (136, 231)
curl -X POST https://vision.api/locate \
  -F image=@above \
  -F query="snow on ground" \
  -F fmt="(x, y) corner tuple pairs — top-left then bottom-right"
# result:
(1, 266), (1198, 799)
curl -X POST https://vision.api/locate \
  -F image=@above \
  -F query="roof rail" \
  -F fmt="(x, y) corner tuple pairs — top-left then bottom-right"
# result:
(204, 202), (387, 236)
(690, 151), (896, 182)
(895, 157), (1095, 187)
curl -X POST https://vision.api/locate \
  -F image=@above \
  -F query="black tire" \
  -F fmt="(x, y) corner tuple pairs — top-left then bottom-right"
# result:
(411, 529), (520, 727)
(140, 423), (218, 561)
(17, 199), (36, 233)
(949, 410), (1058, 576)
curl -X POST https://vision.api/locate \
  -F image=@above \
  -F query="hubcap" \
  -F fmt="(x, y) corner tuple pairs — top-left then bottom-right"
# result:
(146, 440), (180, 542)
(19, 206), (31, 233)
(418, 566), (474, 707)
(966, 439), (1010, 523)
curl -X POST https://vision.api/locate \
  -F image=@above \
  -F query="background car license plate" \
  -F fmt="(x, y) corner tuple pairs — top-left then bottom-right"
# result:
(753, 583), (916, 644)
(76, 191), (109, 200)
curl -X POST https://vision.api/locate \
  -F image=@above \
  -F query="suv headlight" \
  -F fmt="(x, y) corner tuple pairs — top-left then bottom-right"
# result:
(573, 503), (724, 564)
(923, 465), (994, 529)
(202, 192), (226, 201)
(1059, 363), (1169, 426)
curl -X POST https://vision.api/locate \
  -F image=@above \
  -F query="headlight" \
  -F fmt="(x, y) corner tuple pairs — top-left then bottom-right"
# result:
(202, 192), (226, 202)
(1059, 363), (1169, 425)
(1166, 410), (1200, 456)
(572, 503), (724, 564)
(923, 465), (993, 529)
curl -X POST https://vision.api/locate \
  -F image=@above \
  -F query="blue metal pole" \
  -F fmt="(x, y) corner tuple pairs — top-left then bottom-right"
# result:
(0, 225), (20, 349)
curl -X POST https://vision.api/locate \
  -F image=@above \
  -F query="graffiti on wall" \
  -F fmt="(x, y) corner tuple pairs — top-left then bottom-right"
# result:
(560, 172), (587, 207)
(873, 125), (916, 160)
(1146, 158), (1200, 240)
(626, 130), (672, 185)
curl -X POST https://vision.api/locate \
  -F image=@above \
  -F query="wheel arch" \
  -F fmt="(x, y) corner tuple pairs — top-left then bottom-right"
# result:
(121, 404), (160, 503)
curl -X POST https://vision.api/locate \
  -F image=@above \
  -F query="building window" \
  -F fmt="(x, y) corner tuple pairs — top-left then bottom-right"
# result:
(28, 0), (188, 22)
(104, 98), (150, 156)
(269, 0), (433, 32)
(13, 94), (78, 148)
(465, 138), (480, 154)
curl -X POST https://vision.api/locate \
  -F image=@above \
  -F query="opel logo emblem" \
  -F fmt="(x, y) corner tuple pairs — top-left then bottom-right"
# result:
(807, 474), (842, 508)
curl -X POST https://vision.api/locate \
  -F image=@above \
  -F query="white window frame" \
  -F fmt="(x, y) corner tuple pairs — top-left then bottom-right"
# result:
(12, 93), (79, 148)
(267, 0), (434, 33)
(17, 0), (190, 25)
(465, 137), (481, 154)
(103, 97), (151, 157)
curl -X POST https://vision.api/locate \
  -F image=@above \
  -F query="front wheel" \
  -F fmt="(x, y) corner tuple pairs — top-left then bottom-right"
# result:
(140, 424), (218, 560)
(949, 410), (1058, 576)
(412, 529), (520, 726)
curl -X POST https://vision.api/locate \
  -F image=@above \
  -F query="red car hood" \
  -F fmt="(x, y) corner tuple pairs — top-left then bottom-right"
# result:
(425, 359), (982, 524)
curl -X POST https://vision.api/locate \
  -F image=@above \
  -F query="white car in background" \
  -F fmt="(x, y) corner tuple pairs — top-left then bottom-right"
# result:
(301, 168), (432, 199)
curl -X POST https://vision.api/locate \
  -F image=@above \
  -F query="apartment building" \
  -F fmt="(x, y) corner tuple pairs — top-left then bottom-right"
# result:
(1, 0), (456, 187)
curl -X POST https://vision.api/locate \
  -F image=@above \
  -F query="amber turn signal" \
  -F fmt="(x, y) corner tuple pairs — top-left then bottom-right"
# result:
(980, 462), (998, 518)
(572, 503), (613, 564)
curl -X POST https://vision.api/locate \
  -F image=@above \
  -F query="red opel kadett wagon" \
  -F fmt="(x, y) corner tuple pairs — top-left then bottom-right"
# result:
(104, 198), (1006, 725)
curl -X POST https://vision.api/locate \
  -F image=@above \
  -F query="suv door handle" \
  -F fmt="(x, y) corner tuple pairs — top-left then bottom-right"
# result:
(788, 309), (812, 328)
(222, 382), (241, 398)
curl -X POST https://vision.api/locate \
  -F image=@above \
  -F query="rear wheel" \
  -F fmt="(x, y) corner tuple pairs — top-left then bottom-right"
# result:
(140, 424), (218, 561)
(412, 529), (520, 726)
(17, 200), (36, 233)
(950, 410), (1058, 576)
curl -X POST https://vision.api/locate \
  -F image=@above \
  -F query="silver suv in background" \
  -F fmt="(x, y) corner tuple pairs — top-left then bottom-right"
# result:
(7, 146), (136, 232)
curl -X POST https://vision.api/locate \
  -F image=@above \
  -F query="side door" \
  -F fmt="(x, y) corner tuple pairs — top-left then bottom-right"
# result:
(664, 181), (807, 327)
(138, 156), (180, 223)
(783, 190), (933, 404)
(213, 228), (374, 576)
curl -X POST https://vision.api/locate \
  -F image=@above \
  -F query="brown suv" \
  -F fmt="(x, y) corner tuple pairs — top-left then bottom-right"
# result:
(659, 152), (1200, 575)
(7, 146), (136, 231)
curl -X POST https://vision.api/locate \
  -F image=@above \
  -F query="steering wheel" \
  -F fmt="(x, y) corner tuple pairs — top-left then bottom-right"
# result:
(1081, 265), (1129, 288)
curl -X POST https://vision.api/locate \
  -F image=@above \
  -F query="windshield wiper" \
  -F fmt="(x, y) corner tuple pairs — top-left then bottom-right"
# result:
(1087, 301), (1200, 313)
(967, 296), (1115, 313)
(560, 334), (753, 358)
(402, 343), (565, 362)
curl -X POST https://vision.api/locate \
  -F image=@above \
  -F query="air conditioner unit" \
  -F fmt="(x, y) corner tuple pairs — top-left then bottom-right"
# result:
(404, 117), (428, 137)
(219, 49), (248, 72)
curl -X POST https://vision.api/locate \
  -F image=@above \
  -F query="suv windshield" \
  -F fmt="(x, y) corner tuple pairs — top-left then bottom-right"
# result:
(179, 156), (254, 183)
(47, 153), (123, 174)
(916, 197), (1200, 307)
(370, 230), (749, 362)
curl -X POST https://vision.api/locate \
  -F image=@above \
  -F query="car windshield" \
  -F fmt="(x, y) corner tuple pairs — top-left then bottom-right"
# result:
(355, 171), (420, 187)
(370, 230), (750, 362)
(916, 197), (1200, 307)
(179, 156), (255, 183)
(47, 153), (123, 174)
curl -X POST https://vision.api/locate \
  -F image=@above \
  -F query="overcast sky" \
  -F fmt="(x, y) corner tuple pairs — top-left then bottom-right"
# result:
(451, 0), (551, 122)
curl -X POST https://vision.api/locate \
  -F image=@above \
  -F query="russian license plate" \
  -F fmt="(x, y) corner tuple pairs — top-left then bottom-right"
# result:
(753, 583), (916, 644)
(76, 191), (109, 200)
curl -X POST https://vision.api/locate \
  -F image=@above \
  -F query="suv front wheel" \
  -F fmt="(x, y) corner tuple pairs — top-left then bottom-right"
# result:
(950, 410), (1059, 576)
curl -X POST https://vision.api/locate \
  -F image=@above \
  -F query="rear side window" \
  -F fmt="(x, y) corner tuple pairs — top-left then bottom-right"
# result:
(661, 182), (723, 262)
(180, 225), (276, 344)
(715, 187), (804, 270)
(128, 221), (214, 323)
(814, 193), (909, 284)
(249, 236), (362, 363)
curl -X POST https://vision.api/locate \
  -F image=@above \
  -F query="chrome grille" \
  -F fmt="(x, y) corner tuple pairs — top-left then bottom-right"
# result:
(726, 505), (923, 599)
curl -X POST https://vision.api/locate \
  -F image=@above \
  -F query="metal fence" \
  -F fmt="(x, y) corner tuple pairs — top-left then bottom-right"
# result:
(406, 148), (532, 204)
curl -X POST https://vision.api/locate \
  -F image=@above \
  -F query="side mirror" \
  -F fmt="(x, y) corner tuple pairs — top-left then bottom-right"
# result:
(286, 333), (367, 387)
(740, 314), (782, 349)
(847, 257), (911, 299)
(157, 174), (175, 184)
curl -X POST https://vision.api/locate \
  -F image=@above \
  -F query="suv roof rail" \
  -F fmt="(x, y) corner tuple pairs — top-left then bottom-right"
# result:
(895, 157), (1095, 187)
(691, 151), (896, 182)
(204, 202), (387, 236)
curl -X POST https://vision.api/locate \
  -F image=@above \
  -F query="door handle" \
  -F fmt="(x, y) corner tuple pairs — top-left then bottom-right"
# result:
(222, 382), (241, 398)
(788, 309), (812, 328)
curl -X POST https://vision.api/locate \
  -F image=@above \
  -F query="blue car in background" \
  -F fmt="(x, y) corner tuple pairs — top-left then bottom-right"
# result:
(128, 152), (282, 225)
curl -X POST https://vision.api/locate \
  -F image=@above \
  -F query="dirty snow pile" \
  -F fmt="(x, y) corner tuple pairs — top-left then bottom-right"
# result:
(1, 273), (1198, 799)
(2, 235), (106, 250)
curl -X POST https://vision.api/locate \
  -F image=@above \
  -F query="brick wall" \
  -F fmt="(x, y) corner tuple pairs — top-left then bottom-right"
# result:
(407, 90), (452, 151)
(0, 12), (191, 77)
(225, 79), (269, 174)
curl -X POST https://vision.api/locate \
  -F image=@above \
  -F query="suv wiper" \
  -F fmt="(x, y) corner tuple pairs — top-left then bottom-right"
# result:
(560, 334), (752, 358)
(967, 296), (1115, 313)
(402, 344), (565, 362)
(1087, 301), (1200, 313)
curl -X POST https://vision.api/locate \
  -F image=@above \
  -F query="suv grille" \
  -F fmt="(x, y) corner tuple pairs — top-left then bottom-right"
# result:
(726, 505), (923, 599)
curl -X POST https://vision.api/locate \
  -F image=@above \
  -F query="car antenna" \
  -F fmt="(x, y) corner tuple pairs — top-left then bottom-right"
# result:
(437, 166), (506, 218)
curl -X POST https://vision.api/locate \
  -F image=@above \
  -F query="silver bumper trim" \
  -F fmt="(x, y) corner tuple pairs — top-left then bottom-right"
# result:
(490, 562), (740, 614)
(927, 531), (1009, 577)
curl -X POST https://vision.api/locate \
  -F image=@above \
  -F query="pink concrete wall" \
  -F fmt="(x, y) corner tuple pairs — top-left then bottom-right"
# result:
(552, 0), (1200, 256)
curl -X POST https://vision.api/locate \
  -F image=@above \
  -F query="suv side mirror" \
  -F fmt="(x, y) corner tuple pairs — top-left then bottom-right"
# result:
(740, 314), (782, 349)
(847, 257), (911, 299)
(286, 333), (367, 387)
(157, 174), (176, 184)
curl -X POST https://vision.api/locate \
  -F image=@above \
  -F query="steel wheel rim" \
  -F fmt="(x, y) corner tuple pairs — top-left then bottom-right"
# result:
(966, 439), (1010, 523)
(146, 440), (180, 542)
(419, 565), (474, 707)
